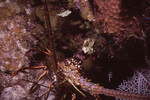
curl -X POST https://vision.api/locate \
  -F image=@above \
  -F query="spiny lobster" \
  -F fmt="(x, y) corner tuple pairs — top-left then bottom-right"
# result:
(58, 58), (150, 100)
(12, 57), (150, 100)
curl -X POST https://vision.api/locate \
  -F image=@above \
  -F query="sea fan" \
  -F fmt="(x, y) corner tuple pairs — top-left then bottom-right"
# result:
(116, 68), (150, 100)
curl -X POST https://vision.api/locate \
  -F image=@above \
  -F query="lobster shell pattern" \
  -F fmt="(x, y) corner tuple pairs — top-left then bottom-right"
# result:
(58, 58), (150, 99)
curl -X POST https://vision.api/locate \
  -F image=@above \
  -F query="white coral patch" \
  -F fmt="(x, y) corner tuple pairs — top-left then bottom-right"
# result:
(116, 69), (150, 100)
(57, 10), (71, 17)
(82, 38), (95, 54)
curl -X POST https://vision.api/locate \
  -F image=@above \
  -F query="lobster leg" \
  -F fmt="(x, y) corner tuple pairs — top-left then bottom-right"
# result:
(25, 48), (51, 56)
(29, 70), (48, 93)
(71, 93), (76, 100)
(12, 66), (47, 77)
(44, 82), (54, 100)
(29, 34), (50, 53)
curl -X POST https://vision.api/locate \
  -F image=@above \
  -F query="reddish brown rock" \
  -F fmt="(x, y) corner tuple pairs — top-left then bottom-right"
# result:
(93, 0), (149, 61)
(93, 0), (147, 37)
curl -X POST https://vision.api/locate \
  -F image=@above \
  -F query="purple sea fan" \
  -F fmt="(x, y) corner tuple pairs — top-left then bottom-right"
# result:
(116, 69), (150, 100)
